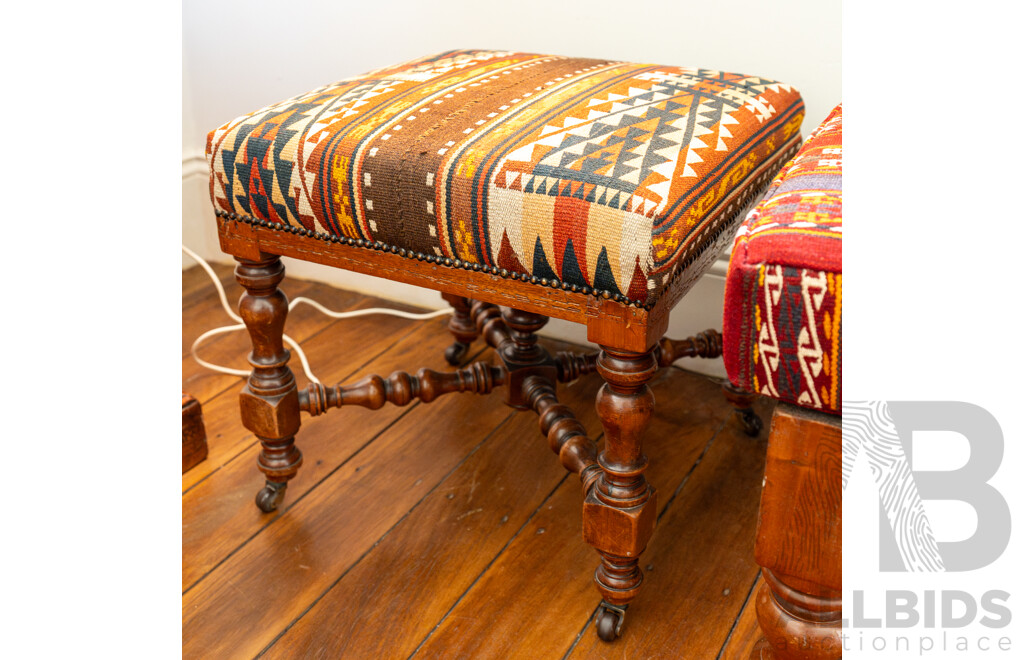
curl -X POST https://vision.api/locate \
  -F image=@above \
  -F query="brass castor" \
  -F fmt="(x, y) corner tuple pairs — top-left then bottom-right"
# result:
(595, 602), (627, 642)
(444, 341), (471, 366)
(255, 481), (288, 513)
(737, 409), (763, 437)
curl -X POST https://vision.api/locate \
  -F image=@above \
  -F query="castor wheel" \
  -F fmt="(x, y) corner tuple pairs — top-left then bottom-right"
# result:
(720, 383), (762, 437)
(737, 409), (763, 437)
(444, 341), (471, 366)
(595, 602), (627, 642)
(255, 481), (288, 513)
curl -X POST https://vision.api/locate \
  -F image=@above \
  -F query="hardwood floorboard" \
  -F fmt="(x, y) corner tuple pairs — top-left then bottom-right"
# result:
(182, 261), (233, 301)
(566, 396), (772, 659)
(410, 368), (737, 659)
(182, 270), (772, 659)
(182, 352), (514, 657)
(182, 280), (414, 491)
(718, 574), (764, 660)
(261, 348), (603, 659)
(182, 317), (472, 590)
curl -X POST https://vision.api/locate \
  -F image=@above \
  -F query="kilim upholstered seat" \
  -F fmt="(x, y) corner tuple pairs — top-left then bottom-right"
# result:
(210, 50), (803, 307)
(208, 49), (804, 642)
(723, 104), (842, 658)
(724, 103), (841, 414)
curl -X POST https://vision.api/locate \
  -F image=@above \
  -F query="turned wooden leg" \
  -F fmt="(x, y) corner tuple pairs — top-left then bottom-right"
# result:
(499, 308), (557, 409)
(722, 381), (763, 437)
(751, 404), (841, 659)
(584, 346), (659, 642)
(236, 255), (302, 513)
(441, 293), (478, 366)
(752, 572), (842, 660)
(653, 331), (761, 436)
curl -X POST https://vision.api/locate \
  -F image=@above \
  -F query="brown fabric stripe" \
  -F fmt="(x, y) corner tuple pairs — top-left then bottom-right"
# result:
(360, 56), (594, 253)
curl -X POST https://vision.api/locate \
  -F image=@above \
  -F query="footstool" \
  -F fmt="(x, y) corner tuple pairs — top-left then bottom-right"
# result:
(208, 49), (803, 641)
(723, 104), (842, 658)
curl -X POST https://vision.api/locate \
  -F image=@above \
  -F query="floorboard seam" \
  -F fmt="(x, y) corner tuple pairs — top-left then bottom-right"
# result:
(655, 416), (729, 525)
(181, 315), (449, 494)
(183, 400), (421, 596)
(181, 436), (257, 496)
(560, 603), (602, 660)
(182, 277), (756, 657)
(405, 464), (584, 660)
(716, 570), (761, 660)
(401, 384), (732, 658)
(253, 410), (518, 659)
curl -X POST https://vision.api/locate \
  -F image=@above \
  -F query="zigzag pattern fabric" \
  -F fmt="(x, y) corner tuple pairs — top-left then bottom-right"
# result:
(723, 104), (842, 413)
(208, 50), (804, 304)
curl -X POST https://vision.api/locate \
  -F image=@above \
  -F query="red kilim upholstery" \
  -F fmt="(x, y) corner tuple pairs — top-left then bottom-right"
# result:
(723, 104), (842, 414)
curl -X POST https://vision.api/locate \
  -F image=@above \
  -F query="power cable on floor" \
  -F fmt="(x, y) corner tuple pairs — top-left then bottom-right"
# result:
(182, 245), (452, 384)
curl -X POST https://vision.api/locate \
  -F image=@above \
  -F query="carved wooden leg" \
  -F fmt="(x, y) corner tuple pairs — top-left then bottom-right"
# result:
(751, 404), (842, 659)
(235, 256), (302, 513)
(441, 293), (478, 365)
(499, 308), (557, 409)
(584, 347), (659, 642)
(722, 381), (763, 437)
(752, 572), (842, 660)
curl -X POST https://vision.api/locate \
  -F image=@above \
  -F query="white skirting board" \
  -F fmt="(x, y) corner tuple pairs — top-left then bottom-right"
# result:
(183, 155), (730, 380)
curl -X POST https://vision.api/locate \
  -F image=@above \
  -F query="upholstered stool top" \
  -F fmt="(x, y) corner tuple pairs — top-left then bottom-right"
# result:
(209, 50), (803, 307)
(723, 103), (842, 413)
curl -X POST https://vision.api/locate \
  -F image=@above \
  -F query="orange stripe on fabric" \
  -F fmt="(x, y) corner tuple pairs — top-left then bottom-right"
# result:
(743, 227), (842, 241)
(752, 265), (764, 393)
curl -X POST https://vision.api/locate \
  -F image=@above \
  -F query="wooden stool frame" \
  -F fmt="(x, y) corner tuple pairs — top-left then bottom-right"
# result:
(751, 404), (841, 659)
(218, 212), (759, 641)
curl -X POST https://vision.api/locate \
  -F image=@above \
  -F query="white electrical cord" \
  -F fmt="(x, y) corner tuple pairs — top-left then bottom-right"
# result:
(183, 245), (452, 384)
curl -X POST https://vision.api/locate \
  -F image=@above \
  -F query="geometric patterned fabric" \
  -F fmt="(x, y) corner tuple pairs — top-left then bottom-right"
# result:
(723, 104), (842, 414)
(209, 50), (804, 305)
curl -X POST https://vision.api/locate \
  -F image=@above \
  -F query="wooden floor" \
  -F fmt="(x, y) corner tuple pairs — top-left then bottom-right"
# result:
(182, 264), (771, 659)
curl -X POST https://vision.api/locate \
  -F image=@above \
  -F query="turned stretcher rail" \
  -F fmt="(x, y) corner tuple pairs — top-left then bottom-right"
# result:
(299, 361), (507, 416)
(471, 301), (510, 349)
(555, 350), (599, 383)
(523, 375), (601, 495)
(655, 329), (722, 366)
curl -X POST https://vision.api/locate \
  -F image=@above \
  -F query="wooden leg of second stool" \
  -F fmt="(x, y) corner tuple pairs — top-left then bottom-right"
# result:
(236, 255), (303, 513)
(751, 404), (842, 659)
(584, 346), (659, 641)
(441, 293), (478, 366)
(722, 381), (763, 437)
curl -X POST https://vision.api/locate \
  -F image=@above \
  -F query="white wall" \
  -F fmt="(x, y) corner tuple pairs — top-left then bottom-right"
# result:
(182, 0), (841, 376)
